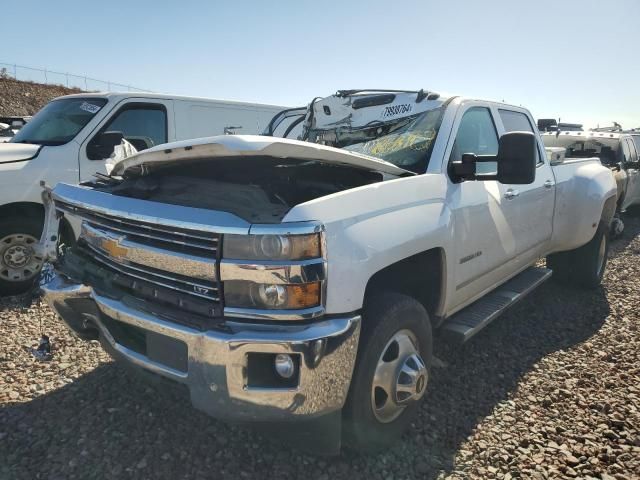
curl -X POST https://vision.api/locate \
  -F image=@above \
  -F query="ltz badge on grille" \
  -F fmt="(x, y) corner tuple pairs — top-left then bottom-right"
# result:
(193, 285), (211, 295)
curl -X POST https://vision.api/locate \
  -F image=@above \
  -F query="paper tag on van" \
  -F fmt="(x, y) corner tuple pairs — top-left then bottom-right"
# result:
(79, 102), (101, 114)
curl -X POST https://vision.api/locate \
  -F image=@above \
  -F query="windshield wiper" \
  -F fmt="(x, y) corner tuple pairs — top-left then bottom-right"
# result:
(13, 139), (65, 146)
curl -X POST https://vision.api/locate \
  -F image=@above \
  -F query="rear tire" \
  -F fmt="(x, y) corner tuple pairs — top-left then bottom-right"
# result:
(546, 221), (609, 289)
(343, 292), (432, 453)
(0, 215), (44, 296)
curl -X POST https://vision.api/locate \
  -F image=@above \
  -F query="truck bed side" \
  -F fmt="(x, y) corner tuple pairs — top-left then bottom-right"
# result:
(548, 157), (617, 254)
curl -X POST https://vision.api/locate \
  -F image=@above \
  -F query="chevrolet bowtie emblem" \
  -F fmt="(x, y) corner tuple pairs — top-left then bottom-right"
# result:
(101, 237), (128, 259)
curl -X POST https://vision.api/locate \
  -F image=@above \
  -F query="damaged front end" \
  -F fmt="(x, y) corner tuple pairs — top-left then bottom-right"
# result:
(36, 136), (407, 452)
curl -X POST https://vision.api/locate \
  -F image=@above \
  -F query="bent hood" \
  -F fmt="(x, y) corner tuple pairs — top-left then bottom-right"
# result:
(0, 143), (41, 163)
(110, 135), (413, 177)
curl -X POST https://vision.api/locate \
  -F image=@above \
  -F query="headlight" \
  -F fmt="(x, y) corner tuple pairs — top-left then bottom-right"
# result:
(224, 281), (321, 310)
(224, 233), (321, 260)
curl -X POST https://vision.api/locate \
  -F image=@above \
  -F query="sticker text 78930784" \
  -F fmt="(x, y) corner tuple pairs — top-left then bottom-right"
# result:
(381, 104), (413, 119)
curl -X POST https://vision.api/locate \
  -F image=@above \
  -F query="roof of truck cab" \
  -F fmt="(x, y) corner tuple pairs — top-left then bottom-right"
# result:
(51, 91), (289, 110)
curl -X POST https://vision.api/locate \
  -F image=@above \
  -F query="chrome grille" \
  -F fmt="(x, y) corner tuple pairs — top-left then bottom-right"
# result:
(56, 201), (220, 257)
(82, 243), (219, 301)
(56, 201), (221, 303)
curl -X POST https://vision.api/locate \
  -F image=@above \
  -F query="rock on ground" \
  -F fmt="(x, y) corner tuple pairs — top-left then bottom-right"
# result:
(1, 215), (639, 479)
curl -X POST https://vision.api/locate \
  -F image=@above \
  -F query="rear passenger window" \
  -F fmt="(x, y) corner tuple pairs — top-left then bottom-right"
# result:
(499, 109), (534, 133)
(450, 107), (499, 175)
(499, 109), (541, 164)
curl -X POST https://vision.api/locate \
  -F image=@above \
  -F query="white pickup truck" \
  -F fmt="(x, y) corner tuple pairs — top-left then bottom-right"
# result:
(0, 92), (294, 294)
(40, 90), (617, 453)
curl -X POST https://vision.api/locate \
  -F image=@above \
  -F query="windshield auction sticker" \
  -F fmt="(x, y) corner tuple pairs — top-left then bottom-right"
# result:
(79, 102), (101, 114)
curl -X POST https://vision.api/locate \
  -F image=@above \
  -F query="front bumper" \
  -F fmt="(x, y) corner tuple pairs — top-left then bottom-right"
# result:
(42, 274), (360, 422)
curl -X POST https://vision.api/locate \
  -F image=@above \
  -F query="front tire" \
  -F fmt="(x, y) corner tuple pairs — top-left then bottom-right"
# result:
(0, 215), (44, 296)
(343, 293), (432, 453)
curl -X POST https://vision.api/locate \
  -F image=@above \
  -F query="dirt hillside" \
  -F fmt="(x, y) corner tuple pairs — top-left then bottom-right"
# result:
(0, 77), (84, 116)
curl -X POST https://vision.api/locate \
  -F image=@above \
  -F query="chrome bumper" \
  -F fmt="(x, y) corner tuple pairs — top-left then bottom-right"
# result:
(42, 274), (360, 422)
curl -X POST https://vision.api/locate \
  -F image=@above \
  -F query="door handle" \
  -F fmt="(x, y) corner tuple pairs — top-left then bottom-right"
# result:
(544, 179), (555, 189)
(504, 189), (520, 199)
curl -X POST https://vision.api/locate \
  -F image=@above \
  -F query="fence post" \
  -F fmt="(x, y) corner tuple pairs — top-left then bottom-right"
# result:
(13, 64), (17, 79)
(44, 69), (48, 83)
(66, 73), (69, 87)
(84, 76), (88, 90)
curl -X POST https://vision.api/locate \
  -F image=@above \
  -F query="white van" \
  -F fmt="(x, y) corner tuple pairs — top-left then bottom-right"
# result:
(0, 92), (293, 294)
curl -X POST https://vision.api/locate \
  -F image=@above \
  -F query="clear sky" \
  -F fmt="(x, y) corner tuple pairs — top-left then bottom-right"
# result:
(3, 0), (639, 128)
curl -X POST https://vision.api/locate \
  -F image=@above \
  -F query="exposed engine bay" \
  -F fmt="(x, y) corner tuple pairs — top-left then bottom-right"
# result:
(91, 156), (386, 223)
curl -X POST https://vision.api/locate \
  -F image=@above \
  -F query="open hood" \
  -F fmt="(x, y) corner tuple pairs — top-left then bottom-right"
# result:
(0, 143), (41, 164)
(110, 135), (413, 177)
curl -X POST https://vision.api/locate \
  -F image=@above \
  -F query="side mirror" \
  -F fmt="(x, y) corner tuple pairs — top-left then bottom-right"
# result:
(450, 131), (537, 184)
(496, 131), (536, 184)
(87, 131), (124, 160)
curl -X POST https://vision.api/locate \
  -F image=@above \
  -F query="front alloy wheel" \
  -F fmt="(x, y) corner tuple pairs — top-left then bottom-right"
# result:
(344, 292), (432, 453)
(372, 330), (428, 423)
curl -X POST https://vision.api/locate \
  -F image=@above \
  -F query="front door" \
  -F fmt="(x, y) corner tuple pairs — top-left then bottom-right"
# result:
(78, 99), (173, 182)
(448, 105), (513, 309)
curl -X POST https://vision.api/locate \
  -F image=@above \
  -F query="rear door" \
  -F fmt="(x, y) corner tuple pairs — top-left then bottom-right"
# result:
(78, 98), (174, 181)
(622, 137), (640, 210)
(495, 108), (555, 265)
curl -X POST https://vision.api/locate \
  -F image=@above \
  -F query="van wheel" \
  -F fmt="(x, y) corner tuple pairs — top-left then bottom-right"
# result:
(0, 216), (44, 296)
(343, 293), (432, 453)
(546, 221), (609, 289)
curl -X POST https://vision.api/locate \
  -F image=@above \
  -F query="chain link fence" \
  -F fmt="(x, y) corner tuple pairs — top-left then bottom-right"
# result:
(0, 62), (150, 92)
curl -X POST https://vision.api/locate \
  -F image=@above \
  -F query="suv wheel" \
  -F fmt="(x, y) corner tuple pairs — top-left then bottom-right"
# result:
(0, 216), (44, 296)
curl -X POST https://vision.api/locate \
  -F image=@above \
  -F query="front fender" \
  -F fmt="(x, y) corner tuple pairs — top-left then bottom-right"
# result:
(283, 174), (451, 314)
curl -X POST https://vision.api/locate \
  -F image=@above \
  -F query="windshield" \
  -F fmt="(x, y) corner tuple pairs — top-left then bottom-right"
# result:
(345, 106), (445, 173)
(11, 98), (108, 146)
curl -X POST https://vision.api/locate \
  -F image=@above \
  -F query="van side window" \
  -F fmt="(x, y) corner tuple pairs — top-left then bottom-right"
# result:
(633, 136), (640, 156)
(621, 139), (633, 164)
(450, 107), (499, 175)
(626, 138), (638, 162)
(87, 103), (167, 160)
(498, 109), (542, 164)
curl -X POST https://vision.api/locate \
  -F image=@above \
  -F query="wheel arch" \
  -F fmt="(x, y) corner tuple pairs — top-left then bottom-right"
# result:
(0, 201), (74, 244)
(601, 193), (617, 226)
(363, 247), (446, 328)
(0, 201), (44, 222)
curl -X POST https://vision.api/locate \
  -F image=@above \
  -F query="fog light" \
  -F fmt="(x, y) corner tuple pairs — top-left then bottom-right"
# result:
(257, 284), (287, 308)
(274, 353), (295, 379)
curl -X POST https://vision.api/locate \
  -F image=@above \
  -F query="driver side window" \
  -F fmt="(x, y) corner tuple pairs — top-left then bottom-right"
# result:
(450, 107), (499, 174)
(87, 103), (167, 160)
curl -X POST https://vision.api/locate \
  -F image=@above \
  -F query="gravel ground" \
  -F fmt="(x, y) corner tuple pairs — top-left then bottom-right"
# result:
(1, 218), (639, 480)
